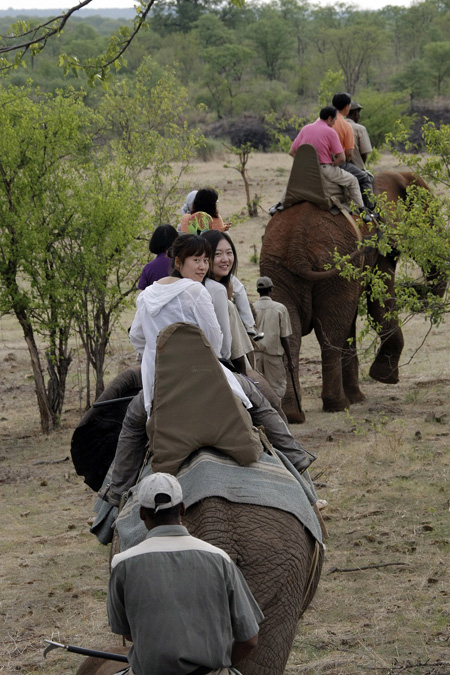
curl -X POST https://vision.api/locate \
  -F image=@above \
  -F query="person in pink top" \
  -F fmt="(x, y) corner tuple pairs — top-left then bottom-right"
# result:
(289, 106), (364, 209)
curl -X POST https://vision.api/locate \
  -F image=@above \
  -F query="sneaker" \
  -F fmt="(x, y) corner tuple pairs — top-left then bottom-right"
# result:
(247, 328), (265, 341)
(268, 202), (283, 216)
(251, 331), (264, 341)
(358, 207), (377, 224)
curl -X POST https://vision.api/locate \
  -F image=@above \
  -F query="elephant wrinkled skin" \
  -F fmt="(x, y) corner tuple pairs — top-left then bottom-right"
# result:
(74, 364), (324, 675)
(260, 171), (444, 422)
(76, 500), (322, 675)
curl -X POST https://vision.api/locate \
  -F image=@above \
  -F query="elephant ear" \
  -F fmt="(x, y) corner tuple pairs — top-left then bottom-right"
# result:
(70, 367), (142, 491)
(283, 144), (332, 211)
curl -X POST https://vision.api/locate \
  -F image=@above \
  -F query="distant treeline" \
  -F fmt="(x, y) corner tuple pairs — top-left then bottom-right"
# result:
(2, 0), (450, 147)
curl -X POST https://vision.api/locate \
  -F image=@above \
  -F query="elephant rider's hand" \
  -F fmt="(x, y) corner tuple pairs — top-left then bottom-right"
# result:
(223, 221), (231, 231)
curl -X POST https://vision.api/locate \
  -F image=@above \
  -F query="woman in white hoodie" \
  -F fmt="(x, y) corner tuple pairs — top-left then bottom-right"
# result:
(129, 234), (251, 417)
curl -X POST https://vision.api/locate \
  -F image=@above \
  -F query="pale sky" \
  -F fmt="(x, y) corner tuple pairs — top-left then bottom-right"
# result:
(1, 0), (413, 12)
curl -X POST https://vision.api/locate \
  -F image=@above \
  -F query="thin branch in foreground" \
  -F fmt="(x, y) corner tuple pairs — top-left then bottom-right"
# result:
(327, 562), (409, 575)
(0, 0), (93, 56)
(0, 0), (157, 77)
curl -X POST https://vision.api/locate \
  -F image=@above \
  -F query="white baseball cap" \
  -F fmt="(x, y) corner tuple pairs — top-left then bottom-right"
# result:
(137, 473), (183, 512)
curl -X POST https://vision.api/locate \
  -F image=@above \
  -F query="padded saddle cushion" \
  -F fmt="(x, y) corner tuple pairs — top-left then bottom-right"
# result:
(147, 322), (263, 475)
(283, 143), (350, 211)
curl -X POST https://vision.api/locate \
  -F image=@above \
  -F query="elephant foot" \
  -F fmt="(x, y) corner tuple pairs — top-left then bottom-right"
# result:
(284, 407), (306, 424)
(369, 359), (399, 384)
(322, 394), (350, 412)
(344, 388), (366, 404)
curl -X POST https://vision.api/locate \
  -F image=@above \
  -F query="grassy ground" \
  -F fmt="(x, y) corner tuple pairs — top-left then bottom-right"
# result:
(0, 151), (449, 675)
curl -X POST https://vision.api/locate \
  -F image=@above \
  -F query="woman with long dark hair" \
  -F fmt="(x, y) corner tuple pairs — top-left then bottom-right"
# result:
(201, 230), (260, 339)
(129, 234), (250, 416)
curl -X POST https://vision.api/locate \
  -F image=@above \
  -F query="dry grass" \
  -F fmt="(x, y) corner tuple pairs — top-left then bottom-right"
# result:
(0, 152), (449, 675)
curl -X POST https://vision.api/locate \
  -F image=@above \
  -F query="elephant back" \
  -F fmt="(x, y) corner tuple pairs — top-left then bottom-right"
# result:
(262, 202), (367, 279)
(115, 446), (323, 553)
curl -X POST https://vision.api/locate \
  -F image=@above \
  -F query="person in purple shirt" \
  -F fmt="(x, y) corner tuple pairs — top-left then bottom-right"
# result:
(138, 224), (178, 291)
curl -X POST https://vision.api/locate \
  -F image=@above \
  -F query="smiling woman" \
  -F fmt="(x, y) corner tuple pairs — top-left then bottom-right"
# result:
(128, 234), (220, 416)
(128, 234), (251, 418)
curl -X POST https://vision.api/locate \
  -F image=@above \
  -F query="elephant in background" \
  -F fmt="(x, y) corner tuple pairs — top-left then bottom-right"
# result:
(260, 171), (445, 423)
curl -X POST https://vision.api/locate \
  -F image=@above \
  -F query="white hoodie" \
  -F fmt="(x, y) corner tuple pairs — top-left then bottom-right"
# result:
(129, 278), (250, 416)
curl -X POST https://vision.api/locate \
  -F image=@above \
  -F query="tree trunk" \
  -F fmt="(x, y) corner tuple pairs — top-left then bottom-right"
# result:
(16, 309), (55, 434)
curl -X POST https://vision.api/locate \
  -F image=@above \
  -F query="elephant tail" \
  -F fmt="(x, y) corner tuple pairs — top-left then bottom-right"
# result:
(294, 246), (370, 281)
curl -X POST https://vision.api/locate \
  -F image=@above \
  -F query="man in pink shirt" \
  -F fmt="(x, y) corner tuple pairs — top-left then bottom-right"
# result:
(290, 106), (364, 209)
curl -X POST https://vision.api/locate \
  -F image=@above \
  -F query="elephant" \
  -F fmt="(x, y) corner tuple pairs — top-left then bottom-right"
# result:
(260, 171), (445, 423)
(72, 366), (324, 675)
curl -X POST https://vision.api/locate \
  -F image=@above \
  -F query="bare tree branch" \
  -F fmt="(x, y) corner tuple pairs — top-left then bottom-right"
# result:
(0, 0), (156, 78)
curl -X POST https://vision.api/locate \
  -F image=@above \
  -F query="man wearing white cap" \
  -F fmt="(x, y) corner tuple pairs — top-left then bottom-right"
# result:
(107, 473), (264, 675)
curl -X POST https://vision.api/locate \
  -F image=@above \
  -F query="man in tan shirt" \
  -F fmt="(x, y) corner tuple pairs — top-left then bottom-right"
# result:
(253, 276), (294, 400)
(346, 100), (373, 170)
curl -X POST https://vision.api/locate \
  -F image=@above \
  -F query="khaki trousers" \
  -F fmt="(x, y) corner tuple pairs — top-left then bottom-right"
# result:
(320, 164), (364, 208)
(254, 352), (287, 400)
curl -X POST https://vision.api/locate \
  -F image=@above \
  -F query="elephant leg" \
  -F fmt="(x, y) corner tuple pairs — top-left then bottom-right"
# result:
(367, 257), (404, 384)
(183, 498), (322, 675)
(342, 314), (366, 404)
(313, 283), (360, 412)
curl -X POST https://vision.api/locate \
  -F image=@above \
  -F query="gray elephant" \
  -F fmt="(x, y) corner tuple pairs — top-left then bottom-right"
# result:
(72, 354), (324, 675)
(78, 447), (324, 675)
(260, 171), (446, 422)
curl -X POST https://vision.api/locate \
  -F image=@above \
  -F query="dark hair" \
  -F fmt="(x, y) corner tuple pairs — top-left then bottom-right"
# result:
(141, 503), (182, 523)
(331, 92), (351, 111)
(201, 230), (237, 297)
(319, 106), (337, 121)
(149, 224), (178, 255)
(169, 234), (212, 274)
(192, 188), (219, 218)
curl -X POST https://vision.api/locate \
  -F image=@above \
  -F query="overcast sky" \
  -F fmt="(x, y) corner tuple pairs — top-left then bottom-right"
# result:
(3, 0), (413, 11)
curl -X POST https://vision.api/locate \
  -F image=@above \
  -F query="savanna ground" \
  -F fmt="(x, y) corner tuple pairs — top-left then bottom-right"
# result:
(0, 151), (449, 675)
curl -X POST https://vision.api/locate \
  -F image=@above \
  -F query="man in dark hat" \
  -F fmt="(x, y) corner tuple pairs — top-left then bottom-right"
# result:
(107, 473), (264, 675)
(253, 276), (294, 401)
(346, 101), (373, 170)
